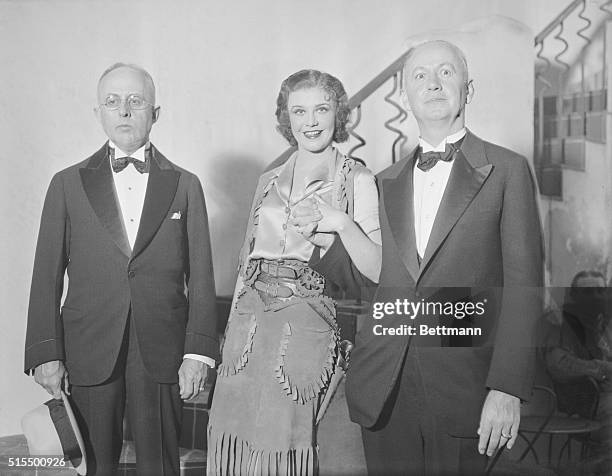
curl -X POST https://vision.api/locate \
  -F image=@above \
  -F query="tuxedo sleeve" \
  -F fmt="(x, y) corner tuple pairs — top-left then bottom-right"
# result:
(310, 237), (377, 302)
(486, 156), (544, 401)
(184, 174), (219, 362)
(24, 173), (70, 373)
(310, 166), (380, 301)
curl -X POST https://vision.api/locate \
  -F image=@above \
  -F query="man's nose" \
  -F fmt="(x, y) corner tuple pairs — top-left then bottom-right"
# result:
(427, 77), (442, 91)
(118, 102), (131, 117)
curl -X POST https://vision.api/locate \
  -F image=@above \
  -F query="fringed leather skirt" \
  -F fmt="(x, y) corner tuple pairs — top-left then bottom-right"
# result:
(207, 259), (338, 476)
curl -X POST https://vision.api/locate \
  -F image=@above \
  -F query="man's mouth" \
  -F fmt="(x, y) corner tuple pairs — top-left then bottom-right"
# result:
(303, 130), (322, 139)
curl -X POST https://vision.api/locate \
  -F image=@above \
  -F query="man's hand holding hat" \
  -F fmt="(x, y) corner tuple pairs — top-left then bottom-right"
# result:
(21, 390), (87, 475)
(34, 360), (69, 399)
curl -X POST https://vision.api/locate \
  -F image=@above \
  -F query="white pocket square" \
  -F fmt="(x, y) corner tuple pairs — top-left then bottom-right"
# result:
(170, 211), (182, 220)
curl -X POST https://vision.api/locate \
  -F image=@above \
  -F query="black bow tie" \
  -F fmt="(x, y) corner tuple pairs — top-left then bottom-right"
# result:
(110, 148), (150, 174)
(417, 142), (459, 172)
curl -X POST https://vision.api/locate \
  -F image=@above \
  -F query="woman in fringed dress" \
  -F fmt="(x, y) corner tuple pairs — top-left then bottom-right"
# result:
(207, 69), (381, 476)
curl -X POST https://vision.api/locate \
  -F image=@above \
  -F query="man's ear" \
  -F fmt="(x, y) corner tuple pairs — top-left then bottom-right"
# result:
(465, 79), (474, 104)
(152, 106), (161, 124)
(93, 106), (101, 123)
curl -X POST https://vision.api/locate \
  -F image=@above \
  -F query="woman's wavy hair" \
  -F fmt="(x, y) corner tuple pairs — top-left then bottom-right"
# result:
(275, 69), (351, 146)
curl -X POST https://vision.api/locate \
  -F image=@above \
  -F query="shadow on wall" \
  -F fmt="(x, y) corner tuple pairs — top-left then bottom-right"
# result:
(204, 153), (266, 294)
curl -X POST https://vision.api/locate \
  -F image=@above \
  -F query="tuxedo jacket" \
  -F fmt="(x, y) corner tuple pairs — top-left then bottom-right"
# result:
(25, 143), (218, 386)
(312, 130), (544, 436)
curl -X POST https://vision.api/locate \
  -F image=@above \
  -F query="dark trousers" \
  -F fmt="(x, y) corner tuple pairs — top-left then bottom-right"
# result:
(69, 318), (182, 476)
(361, 348), (487, 476)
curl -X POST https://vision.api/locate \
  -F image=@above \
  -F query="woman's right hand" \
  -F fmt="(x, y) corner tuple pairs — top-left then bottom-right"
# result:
(291, 195), (381, 282)
(289, 199), (335, 249)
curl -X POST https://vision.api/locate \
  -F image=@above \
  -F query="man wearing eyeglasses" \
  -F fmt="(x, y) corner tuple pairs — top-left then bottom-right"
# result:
(24, 63), (218, 476)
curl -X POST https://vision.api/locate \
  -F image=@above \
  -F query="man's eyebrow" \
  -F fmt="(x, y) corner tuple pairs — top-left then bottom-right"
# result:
(408, 65), (426, 74)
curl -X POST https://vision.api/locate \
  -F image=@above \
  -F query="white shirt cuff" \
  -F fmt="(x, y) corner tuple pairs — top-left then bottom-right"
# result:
(183, 354), (216, 368)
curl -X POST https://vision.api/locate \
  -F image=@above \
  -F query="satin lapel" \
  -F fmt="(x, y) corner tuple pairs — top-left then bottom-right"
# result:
(131, 147), (180, 260)
(79, 143), (131, 257)
(419, 133), (493, 279)
(382, 151), (419, 283)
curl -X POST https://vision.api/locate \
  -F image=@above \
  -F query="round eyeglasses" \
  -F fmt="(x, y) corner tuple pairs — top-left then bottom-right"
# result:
(100, 94), (153, 110)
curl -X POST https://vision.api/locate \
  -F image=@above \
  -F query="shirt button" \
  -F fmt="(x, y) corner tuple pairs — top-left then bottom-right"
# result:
(285, 207), (290, 214)
(128, 187), (132, 191)
(282, 223), (287, 230)
(128, 270), (135, 278)
(130, 218), (135, 223)
(279, 240), (285, 246)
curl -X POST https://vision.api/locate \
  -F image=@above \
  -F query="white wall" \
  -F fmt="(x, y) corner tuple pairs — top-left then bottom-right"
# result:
(0, 0), (565, 436)
(544, 22), (612, 287)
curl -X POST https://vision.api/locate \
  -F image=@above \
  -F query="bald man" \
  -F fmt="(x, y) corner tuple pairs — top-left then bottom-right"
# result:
(306, 40), (544, 474)
(25, 63), (218, 475)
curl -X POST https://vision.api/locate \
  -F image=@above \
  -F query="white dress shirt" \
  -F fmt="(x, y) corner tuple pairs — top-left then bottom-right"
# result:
(109, 141), (214, 368)
(110, 141), (149, 249)
(413, 128), (466, 258)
